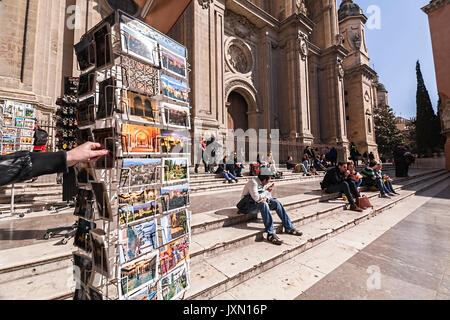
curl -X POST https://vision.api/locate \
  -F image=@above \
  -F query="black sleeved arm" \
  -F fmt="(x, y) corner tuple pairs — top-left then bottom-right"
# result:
(30, 151), (68, 178)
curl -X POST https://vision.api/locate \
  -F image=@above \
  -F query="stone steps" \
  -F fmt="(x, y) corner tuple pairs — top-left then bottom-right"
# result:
(0, 169), (442, 300)
(185, 171), (449, 300)
(189, 169), (443, 235)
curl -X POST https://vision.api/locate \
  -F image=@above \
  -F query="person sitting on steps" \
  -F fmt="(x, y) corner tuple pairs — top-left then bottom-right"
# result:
(215, 156), (238, 184)
(237, 167), (303, 245)
(286, 156), (297, 170)
(346, 161), (363, 193)
(360, 162), (393, 198)
(321, 162), (364, 212)
(374, 162), (398, 196)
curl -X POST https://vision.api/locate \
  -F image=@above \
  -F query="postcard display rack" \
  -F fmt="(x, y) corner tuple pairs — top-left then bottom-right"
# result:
(71, 11), (192, 301)
(0, 100), (36, 155)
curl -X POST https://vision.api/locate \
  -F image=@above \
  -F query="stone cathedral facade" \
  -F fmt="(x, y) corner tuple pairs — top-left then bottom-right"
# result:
(169, 0), (385, 160)
(0, 0), (387, 161)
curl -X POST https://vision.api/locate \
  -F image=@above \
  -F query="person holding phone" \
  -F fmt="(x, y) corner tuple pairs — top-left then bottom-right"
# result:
(236, 167), (303, 245)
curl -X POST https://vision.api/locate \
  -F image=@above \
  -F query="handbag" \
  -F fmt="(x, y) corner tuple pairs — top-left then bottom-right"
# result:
(236, 194), (258, 214)
(356, 196), (373, 210)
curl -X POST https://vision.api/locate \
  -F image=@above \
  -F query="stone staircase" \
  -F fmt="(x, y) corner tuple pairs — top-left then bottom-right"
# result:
(185, 169), (449, 300)
(0, 167), (446, 300)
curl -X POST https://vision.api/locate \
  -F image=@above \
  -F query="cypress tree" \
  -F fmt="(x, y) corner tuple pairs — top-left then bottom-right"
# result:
(415, 60), (440, 155)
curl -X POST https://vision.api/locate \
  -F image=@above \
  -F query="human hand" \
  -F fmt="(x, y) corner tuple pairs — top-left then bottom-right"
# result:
(258, 197), (268, 203)
(66, 142), (109, 167)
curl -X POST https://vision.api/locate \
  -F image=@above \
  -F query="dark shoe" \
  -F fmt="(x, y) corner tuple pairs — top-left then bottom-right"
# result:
(267, 233), (283, 245)
(286, 228), (303, 236)
(234, 179), (239, 183)
(350, 204), (364, 212)
(228, 180), (234, 184)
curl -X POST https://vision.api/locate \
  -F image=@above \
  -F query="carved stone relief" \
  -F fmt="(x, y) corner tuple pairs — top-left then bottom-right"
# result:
(225, 10), (257, 40)
(225, 38), (253, 74)
(198, 0), (213, 10)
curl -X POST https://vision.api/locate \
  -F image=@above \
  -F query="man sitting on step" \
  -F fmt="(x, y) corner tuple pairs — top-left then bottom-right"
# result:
(236, 167), (303, 245)
(321, 162), (364, 212)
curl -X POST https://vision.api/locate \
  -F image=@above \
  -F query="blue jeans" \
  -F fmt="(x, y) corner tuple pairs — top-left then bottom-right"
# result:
(383, 180), (395, 193)
(301, 161), (309, 174)
(221, 172), (236, 182)
(326, 181), (358, 205)
(256, 199), (294, 234)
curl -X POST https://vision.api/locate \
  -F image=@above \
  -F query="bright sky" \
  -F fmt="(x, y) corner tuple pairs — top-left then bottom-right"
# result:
(337, 0), (438, 119)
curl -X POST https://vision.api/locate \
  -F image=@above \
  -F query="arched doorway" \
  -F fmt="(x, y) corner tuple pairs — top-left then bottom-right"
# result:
(227, 91), (249, 131)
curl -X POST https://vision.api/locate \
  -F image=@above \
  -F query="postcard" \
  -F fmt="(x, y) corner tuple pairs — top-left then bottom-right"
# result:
(20, 129), (34, 138)
(74, 34), (95, 72)
(120, 21), (159, 67)
(160, 74), (189, 104)
(161, 46), (187, 78)
(15, 117), (24, 128)
(128, 283), (158, 300)
(161, 103), (190, 129)
(23, 119), (35, 130)
(162, 158), (188, 184)
(74, 218), (96, 252)
(2, 136), (15, 144)
(20, 137), (33, 144)
(97, 77), (116, 119)
(121, 124), (160, 154)
(121, 55), (160, 96)
(160, 210), (190, 246)
(160, 183), (189, 213)
(119, 190), (146, 207)
(25, 107), (35, 118)
(160, 263), (190, 301)
(93, 22), (113, 70)
(74, 189), (95, 220)
(90, 182), (113, 221)
(119, 11), (186, 58)
(120, 158), (161, 189)
(2, 127), (17, 137)
(4, 102), (14, 115)
(159, 236), (190, 277)
(160, 129), (189, 154)
(15, 105), (25, 118)
(122, 90), (159, 124)
(119, 251), (158, 298)
(118, 219), (158, 264)
(93, 127), (116, 169)
(90, 229), (110, 277)
(73, 253), (93, 286)
(4, 116), (13, 126)
(119, 205), (134, 226)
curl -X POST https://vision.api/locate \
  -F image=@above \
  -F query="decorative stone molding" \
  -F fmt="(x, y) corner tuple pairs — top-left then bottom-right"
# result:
(198, 0), (214, 10)
(297, 32), (308, 61)
(224, 10), (257, 40)
(422, 0), (450, 14)
(225, 79), (259, 112)
(225, 38), (254, 74)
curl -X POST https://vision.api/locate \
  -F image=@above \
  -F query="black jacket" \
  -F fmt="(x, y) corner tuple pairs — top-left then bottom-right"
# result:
(321, 166), (345, 190)
(0, 151), (68, 186)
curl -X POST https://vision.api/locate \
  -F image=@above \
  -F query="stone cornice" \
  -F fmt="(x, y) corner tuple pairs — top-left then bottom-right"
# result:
(422, 0), (450, 14)
(344, 64), (377, 79)
(226, 0), (279, 29)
